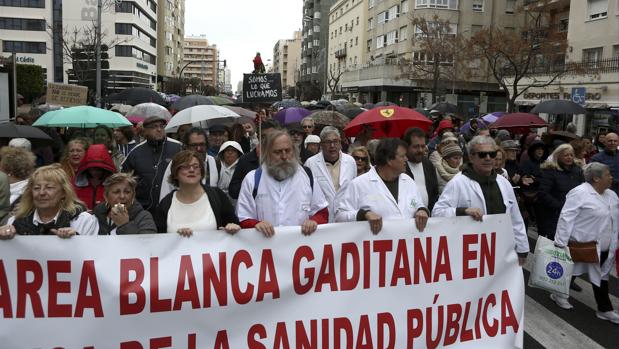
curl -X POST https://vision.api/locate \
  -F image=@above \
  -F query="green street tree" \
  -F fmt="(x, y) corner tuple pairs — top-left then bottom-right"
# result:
(16, 64), (45, 103)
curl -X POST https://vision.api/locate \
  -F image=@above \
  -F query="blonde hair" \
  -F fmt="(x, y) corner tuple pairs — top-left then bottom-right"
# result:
(15, 164), (84, 219)
(541, 144), (574, 171)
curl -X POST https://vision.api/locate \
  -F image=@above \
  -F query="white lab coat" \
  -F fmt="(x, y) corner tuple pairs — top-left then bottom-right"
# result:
(236, 164), (328, 226)
(304, 152), (357, 222)
(159, 155), (219, 202)
(335, 167), (426, 222)
(554, 182), (619, 286)
(432, 172), (529, 254)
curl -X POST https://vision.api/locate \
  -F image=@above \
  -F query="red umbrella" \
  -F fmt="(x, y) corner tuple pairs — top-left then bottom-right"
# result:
(344, 106), (432, 138)
(489, 113), (548, 133)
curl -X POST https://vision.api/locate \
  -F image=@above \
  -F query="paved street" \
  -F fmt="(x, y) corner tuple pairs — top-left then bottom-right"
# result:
(522, 228), (618, 349)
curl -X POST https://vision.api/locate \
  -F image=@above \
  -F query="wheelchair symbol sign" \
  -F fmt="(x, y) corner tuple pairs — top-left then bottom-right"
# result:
(571, 87), (586, 106)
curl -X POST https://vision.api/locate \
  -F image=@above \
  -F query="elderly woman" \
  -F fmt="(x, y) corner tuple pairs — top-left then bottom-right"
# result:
(349, 146), (371, 176)
(0, 165), (98, 238)
(60, 138), (89, 180)
(93, 125), (125, 170)
(0, 147), (36, 210)
(217, 140), (244, 198)
(155, 150), (240, 236)
(494, 147), (509, 180)
(93, 173), (156, 235)
(73, 144), (118, 210)
(551, 163), (619, 324)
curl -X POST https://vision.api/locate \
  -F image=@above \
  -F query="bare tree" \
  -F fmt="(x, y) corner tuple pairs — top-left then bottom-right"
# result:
(327, 65), (345, 96)
(399, 15), (474, 104)
(470, 2), (577, 112)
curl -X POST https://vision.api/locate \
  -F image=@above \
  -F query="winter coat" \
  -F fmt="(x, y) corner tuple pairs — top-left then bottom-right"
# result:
(537, 163), (584, 236)
(93, 201), (157, 235)
(590, 149), (619, 194)
(73, 144), (117, 210)
(519, 140), (547, 194)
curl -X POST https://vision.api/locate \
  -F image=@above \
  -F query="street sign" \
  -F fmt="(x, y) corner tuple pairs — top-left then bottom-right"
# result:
(242, 73), (282, 103)
(47, 82), (88, 106)
(571, 87), (586, 106)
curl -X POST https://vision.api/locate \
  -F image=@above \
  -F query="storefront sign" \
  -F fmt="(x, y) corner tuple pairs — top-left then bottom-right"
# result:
(136, 62), (148, 70)
(47, 82), (88, 106)
(522, 91), (601, 101)
(16, 56), (35, 64)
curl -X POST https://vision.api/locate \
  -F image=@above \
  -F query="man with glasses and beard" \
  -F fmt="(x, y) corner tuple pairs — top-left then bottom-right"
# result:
(432, 136), (529, 266)
(236, 129), (329, 237)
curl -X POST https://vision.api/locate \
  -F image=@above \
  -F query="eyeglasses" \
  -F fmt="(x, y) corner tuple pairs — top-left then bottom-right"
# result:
(474, 151), (498, 159)
(179, 164), (201, 171)
(321, 140), (341, 146)
(353, 156), (368, 162)
(187, 142), (207, 149)
(302, 125), (313, 129)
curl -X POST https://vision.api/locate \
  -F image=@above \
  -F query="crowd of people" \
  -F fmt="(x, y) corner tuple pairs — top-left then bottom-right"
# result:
(0, 107), (617, 324)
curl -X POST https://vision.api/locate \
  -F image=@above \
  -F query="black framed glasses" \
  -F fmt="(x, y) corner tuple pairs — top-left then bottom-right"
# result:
(474, 151), (498, 159)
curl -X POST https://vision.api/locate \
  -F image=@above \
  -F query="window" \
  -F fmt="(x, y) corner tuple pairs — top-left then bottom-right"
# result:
(115, 23), (132, 35)
(376, 35), (385, 48)
(558, 17), (569, 32)
(367, 39), (372, 52)
(2, 40), (45, 53)
(356, 17), (359, 25)
(0, 0), (44, 7)
(505, 0), (515, 14)
(415, 0), (457, 9)
(369, 0), (375, 8)
(401, 0), (409, 13)
(378, 11), (386, 24)
(355, 36), (359, 45)
(388, 5), (399, 20)
(471, 24), (483, 35)
(0, 17), (45, 31)
(368, 18), (374, 30)
(400, 26), (408, 41)
(587, 0), (608, 20)
(583, 47), (603, 61)
(614, 45), (619, 59)
(386, 30), (398, 45)
(472, 0), (483, 12)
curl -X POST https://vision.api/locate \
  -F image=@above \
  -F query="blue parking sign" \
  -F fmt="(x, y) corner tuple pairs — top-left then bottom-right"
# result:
(571, 87), (586, 106)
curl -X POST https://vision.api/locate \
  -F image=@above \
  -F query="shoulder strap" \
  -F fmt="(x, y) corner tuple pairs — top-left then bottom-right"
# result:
(252, 167), (263, 199)
(302, 166), (314, 191)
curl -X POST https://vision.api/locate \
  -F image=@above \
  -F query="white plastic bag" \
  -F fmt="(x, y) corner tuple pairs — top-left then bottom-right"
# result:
(528, 236), (574, 296)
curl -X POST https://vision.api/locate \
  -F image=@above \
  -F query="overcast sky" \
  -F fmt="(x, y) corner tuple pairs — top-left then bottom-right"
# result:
(184, 0), (303, 93)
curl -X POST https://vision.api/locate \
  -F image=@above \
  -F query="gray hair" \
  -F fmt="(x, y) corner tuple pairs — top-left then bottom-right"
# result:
(320, 126), (340, 140)
(260, 129), (300, 165)
(301, 116), (314, 126)
(466, 135), (497, 155)
(584, 162), (609, 183)
(366, 139), (380, 160)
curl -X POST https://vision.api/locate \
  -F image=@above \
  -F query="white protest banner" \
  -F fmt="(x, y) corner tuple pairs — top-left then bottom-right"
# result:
(0, 214), (524, 348)
(46, 82), (88, 106)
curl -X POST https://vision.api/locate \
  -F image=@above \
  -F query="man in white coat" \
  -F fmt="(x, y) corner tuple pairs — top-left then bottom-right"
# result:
(335, 138), (429, 234)
(305, 126), (357, 222)
(432, 135), (529, 265)
(237, 129), (329, 237)
(159, 127), (219, 202)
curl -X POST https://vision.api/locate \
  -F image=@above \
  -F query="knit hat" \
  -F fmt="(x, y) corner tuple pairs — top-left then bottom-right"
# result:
(442, 143), (463, 158)
(500, 140), (520, 150)
(440, 132), (458, 144)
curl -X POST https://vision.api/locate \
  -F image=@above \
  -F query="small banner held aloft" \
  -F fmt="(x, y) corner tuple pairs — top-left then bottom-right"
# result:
(46, 82), (88, 106)
(243, 73), (282, 103)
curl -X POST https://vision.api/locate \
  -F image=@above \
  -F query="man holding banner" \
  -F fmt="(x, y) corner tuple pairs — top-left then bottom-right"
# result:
(432, 135), (530, 265)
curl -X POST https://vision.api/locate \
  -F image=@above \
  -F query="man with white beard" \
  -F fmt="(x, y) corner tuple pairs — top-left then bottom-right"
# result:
(236, 129), (329, 237)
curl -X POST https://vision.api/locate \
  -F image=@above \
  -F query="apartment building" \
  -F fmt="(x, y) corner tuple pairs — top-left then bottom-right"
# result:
(182, 36), (218, 89)
(157, 0), (185, 88)
(272, 30), (302, 94)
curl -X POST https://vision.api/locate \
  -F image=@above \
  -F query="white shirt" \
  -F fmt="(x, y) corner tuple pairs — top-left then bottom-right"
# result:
(167, 192), (217, 233)
(218, 159), (239, 195)
(408, 161), (429, 207)
(236, 165), (328, 226)
(159, 155), (219, 202)
(9, 180), (28, 205)
(8, 210), (99, 236)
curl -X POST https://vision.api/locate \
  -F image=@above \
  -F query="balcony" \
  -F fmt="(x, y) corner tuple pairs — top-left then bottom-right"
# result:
(334, 47), (347, 59)
(504, 57), (619, 76)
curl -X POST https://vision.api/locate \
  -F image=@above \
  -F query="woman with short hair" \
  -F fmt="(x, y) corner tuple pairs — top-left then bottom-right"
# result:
(93, 173), (156, 235)
(349, 146), (371, 176)
(0, 147), (36, 209)
(0, 164), (98, 238)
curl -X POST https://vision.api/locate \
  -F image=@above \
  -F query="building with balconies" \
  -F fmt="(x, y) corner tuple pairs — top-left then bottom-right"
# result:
(182, 36), (218, 91)
(157, 0), (185, 90)
(272, 30), (302, 97)
(299, 0), (337, 100)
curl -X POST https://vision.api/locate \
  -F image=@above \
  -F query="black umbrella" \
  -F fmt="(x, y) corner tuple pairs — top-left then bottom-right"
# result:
(0, 122), (53, 146)
(531, 100), (586, 114)
(429, 102), (458, 114)
(374, 101), (397, 107)
(171, 95), (214, 111)
(108, 88), (164, 106)
(336, 104), (365, 119)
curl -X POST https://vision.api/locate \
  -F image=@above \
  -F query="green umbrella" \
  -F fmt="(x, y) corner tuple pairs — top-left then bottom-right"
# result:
(33, 106), (132, 128)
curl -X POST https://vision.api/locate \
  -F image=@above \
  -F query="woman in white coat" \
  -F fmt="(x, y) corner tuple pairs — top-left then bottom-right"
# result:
(551, 162), (619, 324)
(335, 138), (428, 234)
(432, 136), (529, 264)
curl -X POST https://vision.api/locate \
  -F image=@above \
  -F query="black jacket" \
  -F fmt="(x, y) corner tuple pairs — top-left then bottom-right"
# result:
(519, 141), (548, 193)
(121, 138), (182, 213)
(228, 148), (260, 199)
(405, 158), (440, 211)
(537, 164), (584, 235)
(154, 185), (239, 234)
(93, 202), (157, 235)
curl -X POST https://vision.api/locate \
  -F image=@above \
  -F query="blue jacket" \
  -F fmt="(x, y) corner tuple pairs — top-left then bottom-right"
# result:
(591, 149), (619, 194)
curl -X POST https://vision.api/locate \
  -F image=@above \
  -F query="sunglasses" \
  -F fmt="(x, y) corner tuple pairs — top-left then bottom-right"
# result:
(353, 156), (368, 162)
(474, 151), (498, 159)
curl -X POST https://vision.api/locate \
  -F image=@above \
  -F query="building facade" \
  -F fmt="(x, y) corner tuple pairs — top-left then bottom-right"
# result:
(157, 0), (185, 89)
(272, 30), (302, 97)
(338, 0), (520, 114)
(0, 0), (159, 93)
(511, 0), (619, 135)
(299, 0), (337, 100)
(182, 36), (218, 91)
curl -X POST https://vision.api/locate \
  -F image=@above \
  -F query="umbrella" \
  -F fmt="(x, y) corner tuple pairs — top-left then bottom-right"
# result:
(489, 113), (548, 133)
(273, 99), (302, 109)
(531, 100), (586, 114)
(0, 122), (53, 146)
(165, 105), (240, 132)
(316, 100), (333, 109)
(344, 106), (432, 138)
(459, 118), (488, 134)
(310, 110), (350, 129)
(362, 103), (375, 109)
(274, 107), (312, 125)
(36, 104), (63, 113)
(33, 106), (132, 128)
(170, 95), (223, 111)
(374, 101), (397, 107)
(336, 104), (365, 119)
(542, 130), (580, 145)
(108, 88), (164, 106)
(429, 102), (458, 114)
(223, 106), (257, 119)
(125, 103), (172, 124)
(205, 95), (233, 105)
(481, 111), (505, 124)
